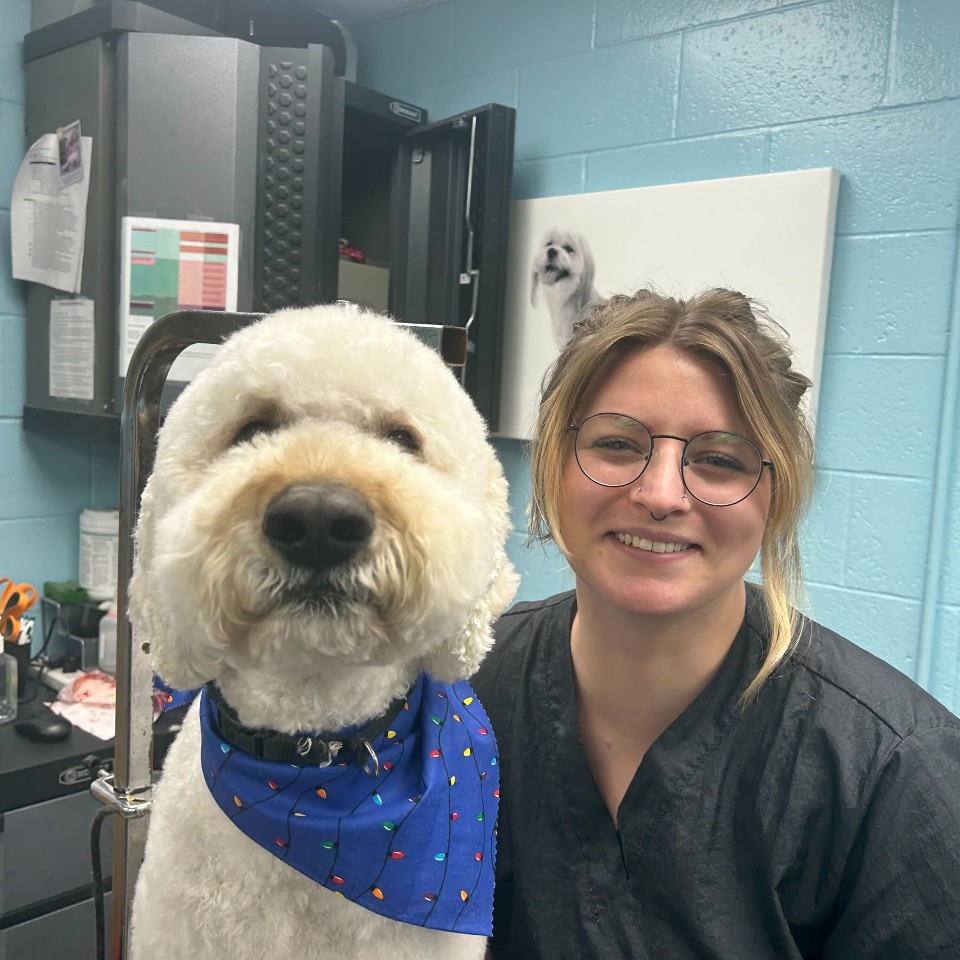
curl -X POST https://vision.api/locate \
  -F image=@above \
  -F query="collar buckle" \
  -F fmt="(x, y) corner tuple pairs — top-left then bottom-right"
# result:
(300, 736), (342, 767)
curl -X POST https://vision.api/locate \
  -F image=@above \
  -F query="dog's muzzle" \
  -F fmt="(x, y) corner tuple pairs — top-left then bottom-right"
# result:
(263, 483), (374, 572)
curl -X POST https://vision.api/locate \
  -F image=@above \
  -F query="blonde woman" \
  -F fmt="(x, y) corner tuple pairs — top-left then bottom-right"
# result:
(474, 288), (960, 959)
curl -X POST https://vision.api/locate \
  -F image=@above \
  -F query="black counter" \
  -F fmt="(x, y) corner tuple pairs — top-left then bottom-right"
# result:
(0, 698), (185, 815)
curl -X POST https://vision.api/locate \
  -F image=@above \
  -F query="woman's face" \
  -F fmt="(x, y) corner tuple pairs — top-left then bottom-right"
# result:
(558, 344), (772, 624)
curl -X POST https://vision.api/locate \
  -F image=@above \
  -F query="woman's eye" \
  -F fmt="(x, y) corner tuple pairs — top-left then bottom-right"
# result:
(232, 419), (275, 446)
(594, 437), (647, 456)
(386, 426), (421, 454)
(693, 453), (745, 473)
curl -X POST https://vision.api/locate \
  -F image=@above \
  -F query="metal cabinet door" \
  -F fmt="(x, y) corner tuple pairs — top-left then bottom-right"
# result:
(390, 104), (516, 431)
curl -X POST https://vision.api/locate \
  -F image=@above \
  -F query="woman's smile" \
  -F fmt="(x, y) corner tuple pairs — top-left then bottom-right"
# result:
(613, 532), (693, 554)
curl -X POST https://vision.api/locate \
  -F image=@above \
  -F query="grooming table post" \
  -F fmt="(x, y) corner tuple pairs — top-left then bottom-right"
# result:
(93, 311), (261, 959)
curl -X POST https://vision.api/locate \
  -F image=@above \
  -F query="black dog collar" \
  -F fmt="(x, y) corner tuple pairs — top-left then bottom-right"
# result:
(206, 682), (410, 777)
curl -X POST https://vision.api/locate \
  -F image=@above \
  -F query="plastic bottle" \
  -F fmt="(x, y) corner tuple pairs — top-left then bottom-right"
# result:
(0, 649), (17, 724)
(79, 508), (120, 601)
(98, 604), (118, 675)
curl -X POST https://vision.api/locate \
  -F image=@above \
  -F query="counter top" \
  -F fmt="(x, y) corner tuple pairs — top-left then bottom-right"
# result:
(0, 697), (185, 815)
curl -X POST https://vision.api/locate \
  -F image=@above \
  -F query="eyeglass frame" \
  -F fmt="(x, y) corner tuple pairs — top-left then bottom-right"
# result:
(568, 412), (774, 507)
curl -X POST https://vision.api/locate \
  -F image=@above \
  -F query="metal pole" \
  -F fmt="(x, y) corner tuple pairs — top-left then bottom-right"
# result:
(105, 310), (261, 959)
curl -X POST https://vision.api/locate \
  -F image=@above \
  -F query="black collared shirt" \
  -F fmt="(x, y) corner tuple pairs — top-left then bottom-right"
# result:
(472, 588), (960, 959)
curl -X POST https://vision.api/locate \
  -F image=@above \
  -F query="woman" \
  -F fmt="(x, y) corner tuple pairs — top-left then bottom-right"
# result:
(473, 288), (960, 959)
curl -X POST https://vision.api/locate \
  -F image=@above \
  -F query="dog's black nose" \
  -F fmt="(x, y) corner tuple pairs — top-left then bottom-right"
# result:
(262, 484), (374, 571)
(547, 246), (557, 260)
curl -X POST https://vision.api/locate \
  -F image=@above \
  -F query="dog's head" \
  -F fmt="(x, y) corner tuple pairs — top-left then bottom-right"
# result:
(130, 304), (518, 693)
(530, 228), (596, 308)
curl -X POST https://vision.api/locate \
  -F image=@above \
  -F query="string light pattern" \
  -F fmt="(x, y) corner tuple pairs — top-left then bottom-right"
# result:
(199, 676), (499, 934)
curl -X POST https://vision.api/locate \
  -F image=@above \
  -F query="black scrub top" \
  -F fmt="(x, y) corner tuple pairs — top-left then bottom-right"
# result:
(472, 587), (960, 959)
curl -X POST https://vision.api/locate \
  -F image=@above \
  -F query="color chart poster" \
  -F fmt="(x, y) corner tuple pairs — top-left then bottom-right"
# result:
(119, 216), (240, 382)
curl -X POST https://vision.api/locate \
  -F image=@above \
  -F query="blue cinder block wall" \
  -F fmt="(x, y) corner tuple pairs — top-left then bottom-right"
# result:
(0, 0), (956, 711)
(0, 0), (120, 597)
(356, 0), (960, 711)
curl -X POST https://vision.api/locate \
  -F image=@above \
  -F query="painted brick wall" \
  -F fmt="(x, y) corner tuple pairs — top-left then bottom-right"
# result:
(356, 0), (960, 710)
(0, 0), (120, 606)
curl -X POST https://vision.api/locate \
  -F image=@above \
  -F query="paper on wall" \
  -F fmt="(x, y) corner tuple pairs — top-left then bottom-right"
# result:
(10, 133), (92, 294)
(50, 298), (95, 400)
(119, 216), (240, 382)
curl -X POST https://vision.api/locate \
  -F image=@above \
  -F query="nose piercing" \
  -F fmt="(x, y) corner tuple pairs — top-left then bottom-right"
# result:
(650, 510), (668, 522)
(634, 482), (689, 504)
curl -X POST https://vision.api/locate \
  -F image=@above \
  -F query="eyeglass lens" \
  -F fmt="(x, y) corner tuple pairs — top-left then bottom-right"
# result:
(574, 413), (764, 506)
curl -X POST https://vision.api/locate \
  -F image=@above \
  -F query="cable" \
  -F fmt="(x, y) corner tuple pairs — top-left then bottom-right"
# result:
(87, 753), (118, 960)
(15, 614), (66, 706)
(90, 804), (117, 960)
(34, 612), (69, 662)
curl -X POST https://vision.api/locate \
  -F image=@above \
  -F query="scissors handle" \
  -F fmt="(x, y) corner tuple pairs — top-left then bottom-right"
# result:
(1, 581), (38, 618)
(17, 584), (37, 611)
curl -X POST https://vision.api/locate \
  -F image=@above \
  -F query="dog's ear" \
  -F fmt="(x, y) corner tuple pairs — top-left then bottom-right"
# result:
(129, 477), (215, 691)
(424, 456), (519, 683)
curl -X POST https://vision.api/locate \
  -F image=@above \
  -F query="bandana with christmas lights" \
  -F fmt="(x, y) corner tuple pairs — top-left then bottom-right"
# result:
(198, 674), (499, 935)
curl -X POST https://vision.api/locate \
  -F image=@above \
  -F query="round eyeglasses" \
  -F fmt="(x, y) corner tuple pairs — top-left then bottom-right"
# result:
(569, 412), (773, 507)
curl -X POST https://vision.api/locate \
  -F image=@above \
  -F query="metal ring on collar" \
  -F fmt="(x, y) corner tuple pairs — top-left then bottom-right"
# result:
(356, 739), (380, 778)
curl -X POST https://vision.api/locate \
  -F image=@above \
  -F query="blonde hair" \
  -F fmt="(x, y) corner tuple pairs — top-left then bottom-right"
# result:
(529, 288), (815, 705)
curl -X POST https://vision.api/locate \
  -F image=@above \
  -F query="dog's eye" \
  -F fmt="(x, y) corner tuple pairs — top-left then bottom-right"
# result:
(563, 244), (575, 254)
(232, 419), (275, 446)
(385, 426), (421, 454)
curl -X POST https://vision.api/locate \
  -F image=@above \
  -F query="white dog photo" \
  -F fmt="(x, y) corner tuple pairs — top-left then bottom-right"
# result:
(530, 228), (601, 347)
(128, 303), (518, 960)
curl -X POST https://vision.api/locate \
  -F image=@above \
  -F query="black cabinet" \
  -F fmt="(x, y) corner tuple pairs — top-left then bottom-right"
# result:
(253, 52), (515, 428)
(0, 705), (183, 960)
(22, 3), (516, 439)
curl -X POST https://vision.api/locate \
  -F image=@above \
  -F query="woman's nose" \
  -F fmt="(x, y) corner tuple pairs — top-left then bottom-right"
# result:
(629, 442), (691, 516)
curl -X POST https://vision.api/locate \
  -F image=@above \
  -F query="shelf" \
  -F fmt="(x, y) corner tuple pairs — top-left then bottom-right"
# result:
(23, 406), (120, 444)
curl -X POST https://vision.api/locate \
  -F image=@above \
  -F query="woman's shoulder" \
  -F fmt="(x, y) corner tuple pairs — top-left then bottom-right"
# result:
(472, 591), (575, 701)
(484, 590), (575, 666)
(751, 596), (960, 745)
(494, 590), (576, 641)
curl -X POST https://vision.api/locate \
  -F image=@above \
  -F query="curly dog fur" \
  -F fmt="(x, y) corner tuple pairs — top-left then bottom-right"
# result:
(128, 303), (517, 960)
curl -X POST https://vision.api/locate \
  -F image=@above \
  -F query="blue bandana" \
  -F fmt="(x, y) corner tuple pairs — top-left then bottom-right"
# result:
(198, 675), (499, 935)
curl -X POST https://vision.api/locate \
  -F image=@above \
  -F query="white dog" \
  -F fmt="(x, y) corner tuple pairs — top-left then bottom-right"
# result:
(530, 228), (600, 347)
(128, 303), (518, 960)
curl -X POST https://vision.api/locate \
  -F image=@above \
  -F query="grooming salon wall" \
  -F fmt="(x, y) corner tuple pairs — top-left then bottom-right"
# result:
(0, 2), (958, 704)
(0, 1), (958, 957)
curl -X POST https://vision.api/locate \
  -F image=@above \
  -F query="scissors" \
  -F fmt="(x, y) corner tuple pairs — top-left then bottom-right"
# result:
(1, 578), (38, 641)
